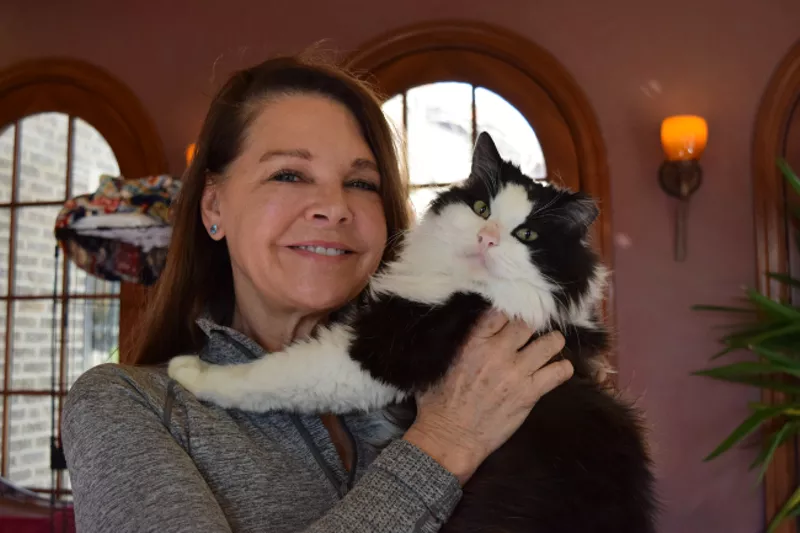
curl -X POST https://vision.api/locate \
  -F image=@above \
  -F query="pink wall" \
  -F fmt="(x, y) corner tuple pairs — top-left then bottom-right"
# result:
(3, 0), (800, 531)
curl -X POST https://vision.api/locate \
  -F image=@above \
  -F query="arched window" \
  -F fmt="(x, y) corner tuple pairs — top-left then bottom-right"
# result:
(752, 38), (800, 533)
(348, 21), (611, 261)
(0, 58), (165, 496)
(382, 82), (547, 216)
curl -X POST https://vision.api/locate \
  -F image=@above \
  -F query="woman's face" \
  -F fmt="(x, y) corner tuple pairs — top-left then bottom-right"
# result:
(201, 93), (388, 317)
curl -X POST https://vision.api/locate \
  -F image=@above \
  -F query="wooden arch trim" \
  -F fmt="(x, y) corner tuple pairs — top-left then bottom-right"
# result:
(0, 57), (168, 363)
(753, 38), (800, 533)
(0, 57), (167, 176)
(346, 20), (615, 336)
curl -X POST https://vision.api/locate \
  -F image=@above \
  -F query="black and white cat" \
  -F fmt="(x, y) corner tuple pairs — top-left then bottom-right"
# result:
(168, 132), (657, 533)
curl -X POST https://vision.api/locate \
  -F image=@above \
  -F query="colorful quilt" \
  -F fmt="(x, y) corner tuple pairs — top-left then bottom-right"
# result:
(54, 174), (182, 286)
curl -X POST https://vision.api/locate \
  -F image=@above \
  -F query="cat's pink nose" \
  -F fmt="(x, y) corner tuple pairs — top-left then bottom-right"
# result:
(478, 223), (500, 250)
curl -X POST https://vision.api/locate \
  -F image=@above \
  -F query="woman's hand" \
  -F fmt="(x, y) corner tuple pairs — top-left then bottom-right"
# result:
(403, 311), (571, 485)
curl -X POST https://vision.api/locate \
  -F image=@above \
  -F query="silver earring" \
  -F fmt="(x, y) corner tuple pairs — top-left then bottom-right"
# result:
(210, 224), (219, 235)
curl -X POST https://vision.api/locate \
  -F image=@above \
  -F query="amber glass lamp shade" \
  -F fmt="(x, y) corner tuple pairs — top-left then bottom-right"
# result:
(660, 115), (707, 161)
(186, 143), (197, 166)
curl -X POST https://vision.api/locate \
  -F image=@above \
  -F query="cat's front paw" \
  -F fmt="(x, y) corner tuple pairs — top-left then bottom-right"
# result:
(168, 355), (209, 396)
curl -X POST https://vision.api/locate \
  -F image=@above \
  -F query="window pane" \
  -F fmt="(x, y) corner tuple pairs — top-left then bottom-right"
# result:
(382, 94), (406, 169)
(0, 123), (14, 203)
(10, 300), (61, 391)
(70, 117), (120, 197)
(18, 113), (69, 203)
(14, 206), (63, 296)
(0, 302), (6, 390)
(0, 208), (8, 296)
(475, 87), (547, 179)
(65, 297), (119, 390)
(8, 394), (55, 490)
(407, 82), (473, 186)
(410, 186), (450, 220)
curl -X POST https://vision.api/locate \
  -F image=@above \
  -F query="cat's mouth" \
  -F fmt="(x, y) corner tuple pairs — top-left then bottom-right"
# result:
(463, 251), (491, 270)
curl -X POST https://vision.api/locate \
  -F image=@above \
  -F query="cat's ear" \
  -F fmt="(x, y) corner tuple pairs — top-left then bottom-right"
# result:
(564, 192), (600, 232)
(471, 131), (502, 182)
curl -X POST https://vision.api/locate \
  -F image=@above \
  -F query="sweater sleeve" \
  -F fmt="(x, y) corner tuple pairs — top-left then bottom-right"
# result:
(62, 366), (462, 533)
(305, 439), (463, 533)
(62, 366), (234, 533)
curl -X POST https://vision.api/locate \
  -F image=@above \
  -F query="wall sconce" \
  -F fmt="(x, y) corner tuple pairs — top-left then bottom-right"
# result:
(186, 143), (197, 166)
(658, 115), (707, 262)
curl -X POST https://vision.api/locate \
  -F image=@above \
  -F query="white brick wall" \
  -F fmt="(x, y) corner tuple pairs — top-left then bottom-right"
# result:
(0, 112), (120, 490)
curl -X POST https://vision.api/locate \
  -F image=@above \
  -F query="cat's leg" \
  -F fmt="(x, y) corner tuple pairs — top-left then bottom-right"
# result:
(167, 324), (407, 414)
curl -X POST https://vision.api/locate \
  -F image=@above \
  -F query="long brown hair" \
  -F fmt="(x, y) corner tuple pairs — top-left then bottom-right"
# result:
(131, 55), (410, 365)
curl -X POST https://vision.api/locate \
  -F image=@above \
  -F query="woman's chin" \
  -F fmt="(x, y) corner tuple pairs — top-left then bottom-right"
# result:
(293, 288), (360, 315)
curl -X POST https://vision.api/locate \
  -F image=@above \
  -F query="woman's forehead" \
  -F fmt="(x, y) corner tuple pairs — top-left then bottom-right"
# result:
(243, 94), (372, 155)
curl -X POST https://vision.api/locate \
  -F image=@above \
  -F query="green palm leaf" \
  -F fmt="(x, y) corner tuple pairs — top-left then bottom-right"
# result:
(694, 160), (800, 533)
(752, 422), (800, 484)
(779, 158), (800, 197)
(768, 272), (800, 289)
(747, 289), (800, 321)
(703, 405), (791, 461)
(768, 484), (800, 533)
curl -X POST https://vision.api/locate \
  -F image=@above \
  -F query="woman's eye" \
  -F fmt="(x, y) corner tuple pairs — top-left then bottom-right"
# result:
(514, 227), (539, 242)
(269, 170), (302, 182)
(348, 180), (379, 192)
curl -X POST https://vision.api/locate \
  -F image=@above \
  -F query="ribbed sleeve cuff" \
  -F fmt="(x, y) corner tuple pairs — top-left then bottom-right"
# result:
(323, 438), (462, 532)
(375, 439), (462, 521)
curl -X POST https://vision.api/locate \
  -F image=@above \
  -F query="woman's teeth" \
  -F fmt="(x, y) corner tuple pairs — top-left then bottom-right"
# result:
(294, 245), (348, 256)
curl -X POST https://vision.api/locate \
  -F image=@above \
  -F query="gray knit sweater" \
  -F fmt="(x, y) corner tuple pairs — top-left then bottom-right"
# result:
(61, 317), (463, 532)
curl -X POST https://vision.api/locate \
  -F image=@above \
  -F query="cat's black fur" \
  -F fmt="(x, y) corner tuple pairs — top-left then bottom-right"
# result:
(348, 133), (658, 533)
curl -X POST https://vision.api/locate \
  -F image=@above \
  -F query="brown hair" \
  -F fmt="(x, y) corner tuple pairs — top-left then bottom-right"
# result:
(131, 55), (410, 365)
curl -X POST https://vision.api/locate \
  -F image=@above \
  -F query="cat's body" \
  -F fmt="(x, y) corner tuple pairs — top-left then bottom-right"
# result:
(168, 132), (657, 532)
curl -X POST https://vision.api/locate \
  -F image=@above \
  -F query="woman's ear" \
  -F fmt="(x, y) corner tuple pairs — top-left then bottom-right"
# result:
(200, 178), (225, 240)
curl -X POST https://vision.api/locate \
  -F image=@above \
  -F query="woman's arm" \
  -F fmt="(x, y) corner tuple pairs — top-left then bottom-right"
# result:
(62, 367), (235, 533)
(62, 365), (462, 533)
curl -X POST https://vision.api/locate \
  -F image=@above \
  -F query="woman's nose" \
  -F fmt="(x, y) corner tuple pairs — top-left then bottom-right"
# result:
(306, 187), (353, 225)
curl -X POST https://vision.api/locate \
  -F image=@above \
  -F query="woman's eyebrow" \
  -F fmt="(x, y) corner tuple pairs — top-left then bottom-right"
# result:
(259, 149), (312, 162)
(352, 158), (378, 172)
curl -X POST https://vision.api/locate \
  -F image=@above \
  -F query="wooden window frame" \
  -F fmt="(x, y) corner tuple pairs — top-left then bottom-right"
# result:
(346, 20), (615, 367)
(753, 38), (800, 533)
(0, 58), (166, 493)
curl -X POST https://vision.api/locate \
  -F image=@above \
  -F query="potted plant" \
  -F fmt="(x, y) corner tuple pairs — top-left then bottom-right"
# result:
(693, 159), (800, 532)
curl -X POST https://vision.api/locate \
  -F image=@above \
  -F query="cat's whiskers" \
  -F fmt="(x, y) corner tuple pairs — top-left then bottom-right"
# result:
(530, 189), (566, 218)
(535, 212), (575, 225)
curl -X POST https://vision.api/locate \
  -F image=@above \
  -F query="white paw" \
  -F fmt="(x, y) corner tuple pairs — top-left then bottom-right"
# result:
(168, 355), (209, 395)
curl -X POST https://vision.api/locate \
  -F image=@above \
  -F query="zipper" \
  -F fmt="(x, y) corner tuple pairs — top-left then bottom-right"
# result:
(290, 414), (359, 498)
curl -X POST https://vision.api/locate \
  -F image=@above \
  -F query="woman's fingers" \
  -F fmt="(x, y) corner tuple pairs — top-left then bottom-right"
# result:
(516, 330), (565, 367)
(529, 360), (574, 399)
(517, 331), (571, 402)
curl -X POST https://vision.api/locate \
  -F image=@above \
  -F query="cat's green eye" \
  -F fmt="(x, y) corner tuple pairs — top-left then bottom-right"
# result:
(515, 228), (538, 242)
(473, 200), (490, 219)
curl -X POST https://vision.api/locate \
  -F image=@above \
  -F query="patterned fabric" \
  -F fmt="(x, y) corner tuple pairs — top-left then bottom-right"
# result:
(54, 174), (181, 286)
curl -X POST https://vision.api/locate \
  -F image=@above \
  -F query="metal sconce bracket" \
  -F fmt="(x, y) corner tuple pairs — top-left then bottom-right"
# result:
(658, 159), (703, 262)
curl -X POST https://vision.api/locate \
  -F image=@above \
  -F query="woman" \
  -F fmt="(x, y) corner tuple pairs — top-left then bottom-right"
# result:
(61, 54), (572, 532)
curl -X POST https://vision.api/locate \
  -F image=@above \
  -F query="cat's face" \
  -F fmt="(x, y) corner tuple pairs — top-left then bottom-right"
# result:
(418, 132), (602, 313)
